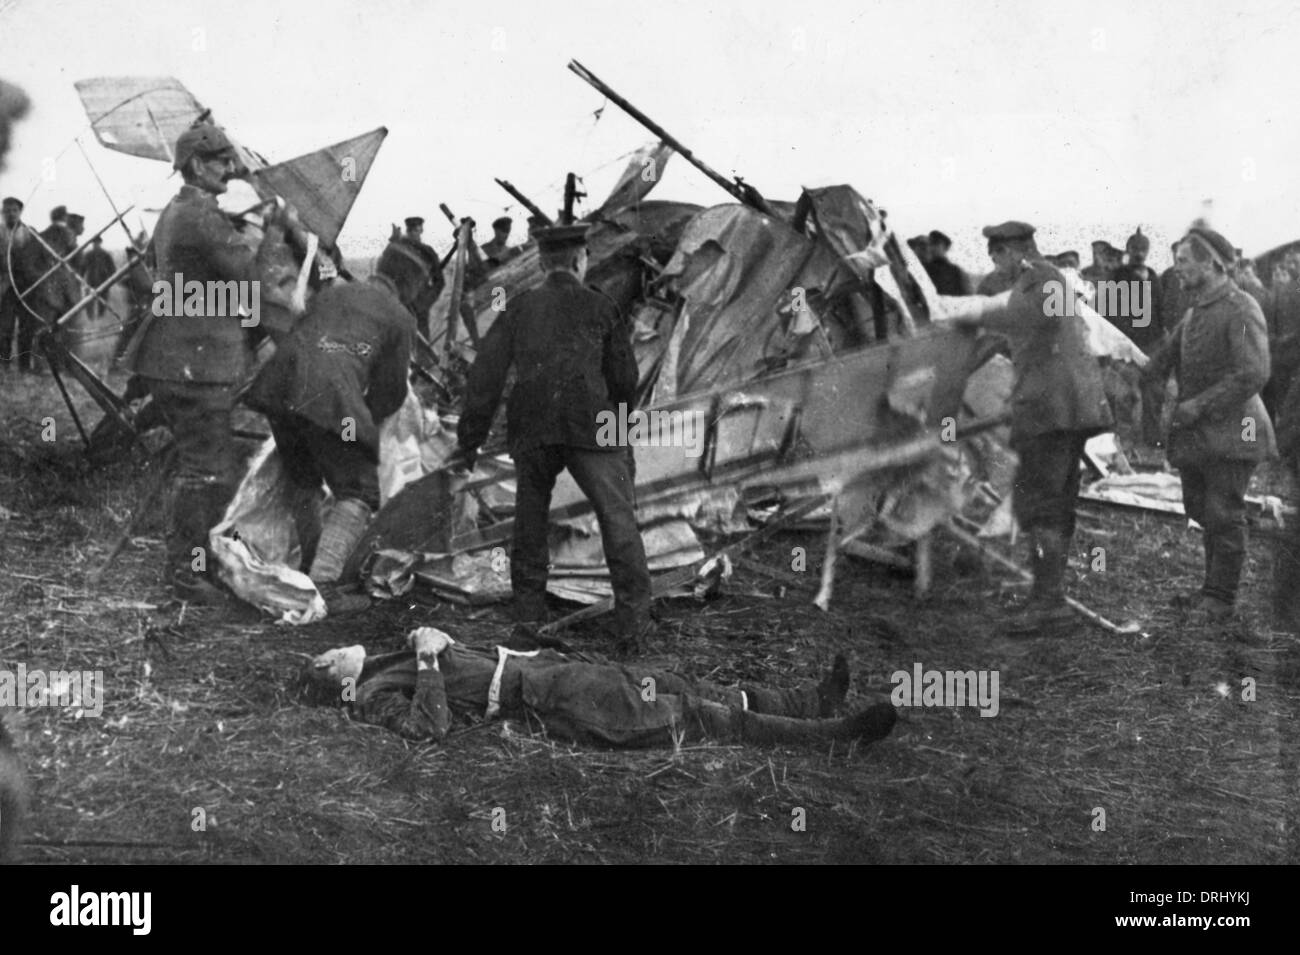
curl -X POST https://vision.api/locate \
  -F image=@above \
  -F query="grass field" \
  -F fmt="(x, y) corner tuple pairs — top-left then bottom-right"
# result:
(2, 357), (1298, 864)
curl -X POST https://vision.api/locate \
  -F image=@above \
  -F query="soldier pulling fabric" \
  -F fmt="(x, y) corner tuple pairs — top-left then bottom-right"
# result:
(955, 221), (1113, 636)
(126, 122), (300, 606)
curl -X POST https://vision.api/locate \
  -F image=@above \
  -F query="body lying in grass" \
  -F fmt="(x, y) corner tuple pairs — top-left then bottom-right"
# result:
(303, 628), (896, 749)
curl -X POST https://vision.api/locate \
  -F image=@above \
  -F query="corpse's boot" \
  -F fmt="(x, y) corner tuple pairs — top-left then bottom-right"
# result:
(685, 694), (897, 747)
(309, 498), (372, 617)
(1005, 529), (1074, 637)
(741, 653), (851, 718)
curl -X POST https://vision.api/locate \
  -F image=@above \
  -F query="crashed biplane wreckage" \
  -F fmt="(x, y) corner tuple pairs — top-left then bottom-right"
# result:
(175, 61), (1145, 627)
(212, 168), (999, 624)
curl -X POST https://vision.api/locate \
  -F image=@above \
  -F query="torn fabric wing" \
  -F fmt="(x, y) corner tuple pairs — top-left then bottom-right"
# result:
(252, 128), (387, 248)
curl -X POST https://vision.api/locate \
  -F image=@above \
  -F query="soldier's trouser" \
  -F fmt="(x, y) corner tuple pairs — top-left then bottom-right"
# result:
(268, 415), (380, 580)
(1013, 431), (1089, 603)
(0, 287), (16, 364)
(1274, 459), (1300, 630)
(143, 378), (239, 578)
(0, 287), (38, 371)
(512, 445), (651, 633)
(1179, 459), (1257, 604)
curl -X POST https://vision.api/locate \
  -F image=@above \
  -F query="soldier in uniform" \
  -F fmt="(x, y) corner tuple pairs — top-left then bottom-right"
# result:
(245, 254), (418, 613)
(452, 222), (653, 651)
(923, 229), (971, 296)
(39, 205), (73, 257)
(479, 215), (520, 268)
(1142, 227), (1275, 620)
(954, 221), (1114, 634)
(304, 629), (894, 749)
(0, 196), (34, 369)
(376, 216), (443, 339)
(1110, 228), (1167, 448)
(127, 123), (299, 605)
(80, 235), (116, 320)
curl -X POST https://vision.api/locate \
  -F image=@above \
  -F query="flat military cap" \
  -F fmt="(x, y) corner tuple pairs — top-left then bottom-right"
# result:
(1103, 242), (1125, 256)
(1, 196), (22, 209)
(982, 221), (1035, 242)
(1182, 226), (1236, 266)
(49, 204), (67, 222)
(404, 216), (424, 229)
(1090, 239), (1109, 250)
(492, 216), (513, 230)
(928, 230), (952, 247)
(173, 123), (235, 171)
(534, 222), (588, 251)
(66, 213), (85, 227)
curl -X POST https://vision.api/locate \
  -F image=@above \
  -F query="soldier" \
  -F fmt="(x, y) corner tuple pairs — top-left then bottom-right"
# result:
(1143, 227), (1275, 621)
(377, 216), (443, 338)
(304, 629), (894, 749)
(399, 216), (439, 269)
(923, 229), (971, 296)
(480, 215), (520, 268)
(1080, 239), (1112, 285)
(80, 235), (116, 320)
(39, 205), (73, 257)
(126, 123), (299, 605)
(245, 254), (417, 614)
(1110, 228), (1167, 448)
(452, 222), (653, 651)
(954, 221), (1114, 635)
(0, 195), (35, 369)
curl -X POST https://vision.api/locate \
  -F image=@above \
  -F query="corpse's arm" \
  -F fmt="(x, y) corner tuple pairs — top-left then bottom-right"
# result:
(456, 306), (515, 455)
(1181, 306), (1271, 424)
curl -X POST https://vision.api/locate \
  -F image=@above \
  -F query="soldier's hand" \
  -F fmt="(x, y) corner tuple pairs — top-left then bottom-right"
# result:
(446, 445), (477, 475)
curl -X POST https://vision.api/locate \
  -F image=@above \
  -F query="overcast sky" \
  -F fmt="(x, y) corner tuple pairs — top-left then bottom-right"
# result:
(2, 0), (1298, 270)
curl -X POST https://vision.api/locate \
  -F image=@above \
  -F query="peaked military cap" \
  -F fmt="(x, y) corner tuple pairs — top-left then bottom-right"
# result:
(534, 222), (588, 251)
(982, 221), (1035, 242)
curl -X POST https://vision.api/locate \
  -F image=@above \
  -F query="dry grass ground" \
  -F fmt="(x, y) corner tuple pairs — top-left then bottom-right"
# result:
(2, 358), (1298, 864)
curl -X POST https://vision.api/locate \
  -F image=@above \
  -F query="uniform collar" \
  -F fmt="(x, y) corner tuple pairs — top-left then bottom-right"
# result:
(544, 270), (583, 287)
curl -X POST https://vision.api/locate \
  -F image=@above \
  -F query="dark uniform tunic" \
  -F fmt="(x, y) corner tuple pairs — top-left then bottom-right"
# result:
(0, 221), (36, 369)
(1144, 280), (1274, 603)
(247, 275), (415, 509)
(924, 258), (970, 296)
(1108, 262), (1167, 444)
(458, 270), (651, 632)
(127, 183), (295, 577)
(979, 255), (1113, 537)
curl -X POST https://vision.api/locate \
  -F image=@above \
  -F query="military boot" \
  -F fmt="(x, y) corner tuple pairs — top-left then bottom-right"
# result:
(166, 480), (241, 609)
(1005, 529), (1075, 637)
(309, 498), (373, 617)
